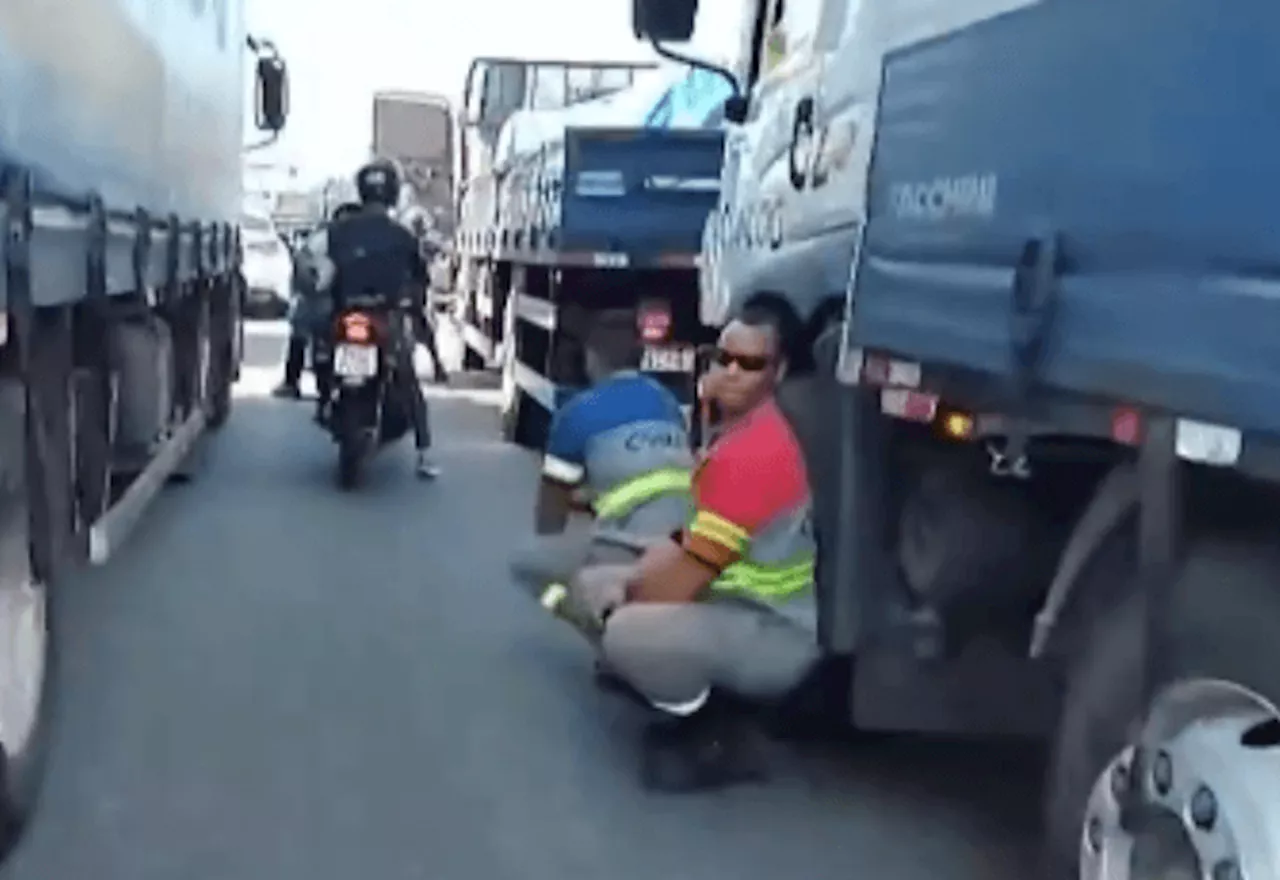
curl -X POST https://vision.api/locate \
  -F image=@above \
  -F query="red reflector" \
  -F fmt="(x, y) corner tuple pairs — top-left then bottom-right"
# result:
(881, 388), (938, 423)
(1111, 407), (1142, 445)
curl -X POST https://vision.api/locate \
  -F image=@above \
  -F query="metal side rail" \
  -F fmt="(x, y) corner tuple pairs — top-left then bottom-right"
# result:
(87, 409), (206, 565)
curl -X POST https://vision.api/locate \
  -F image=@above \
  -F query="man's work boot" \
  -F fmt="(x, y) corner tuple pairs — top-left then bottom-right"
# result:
(415, 450), (441, 480)
(640, 694), (770, 794)
(272, 381), (301, 400)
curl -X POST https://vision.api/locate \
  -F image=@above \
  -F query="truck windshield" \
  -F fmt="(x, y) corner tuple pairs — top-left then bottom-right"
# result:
(528, 62), (647, 111)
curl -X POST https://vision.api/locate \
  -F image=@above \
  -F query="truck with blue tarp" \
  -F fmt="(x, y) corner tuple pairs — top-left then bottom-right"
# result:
(0, 0), (288, 856)
(451, 59), (730, 446)
(634, 0), (1280, 875)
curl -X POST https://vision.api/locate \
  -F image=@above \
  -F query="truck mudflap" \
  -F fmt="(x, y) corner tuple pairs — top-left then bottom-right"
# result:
(849, 0), (1280, 436)
(557, 126), (723, 265)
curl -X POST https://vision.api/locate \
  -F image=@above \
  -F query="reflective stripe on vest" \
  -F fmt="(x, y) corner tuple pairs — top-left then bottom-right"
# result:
(593, 467), (692, 521)
(713, 553), (814, 602)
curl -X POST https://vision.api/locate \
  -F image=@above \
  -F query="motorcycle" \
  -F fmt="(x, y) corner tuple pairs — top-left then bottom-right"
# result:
(318, 292), (413, 489)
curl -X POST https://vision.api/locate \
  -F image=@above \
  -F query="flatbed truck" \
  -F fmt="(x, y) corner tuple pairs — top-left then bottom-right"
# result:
(451, 58), (723, 445)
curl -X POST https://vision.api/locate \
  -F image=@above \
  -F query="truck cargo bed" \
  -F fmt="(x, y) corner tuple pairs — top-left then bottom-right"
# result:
(0, 0), (244, 308)
(499, 127), (723, 268)
(0, 0), (244, 220)
(561, 127), (722, 262)
(851, 0), (1280, 435)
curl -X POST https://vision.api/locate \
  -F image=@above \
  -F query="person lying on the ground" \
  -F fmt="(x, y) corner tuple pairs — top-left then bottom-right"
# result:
(542, 309), (821, 793)
(508, 308), (694, 596)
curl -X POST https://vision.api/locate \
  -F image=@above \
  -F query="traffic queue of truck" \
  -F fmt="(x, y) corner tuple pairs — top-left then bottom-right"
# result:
(0, 0), (290, 857)
(451, 0), (1280, 876)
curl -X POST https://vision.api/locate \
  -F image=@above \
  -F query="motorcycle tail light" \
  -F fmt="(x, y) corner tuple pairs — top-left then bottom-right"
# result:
(339, 312), (374, 343)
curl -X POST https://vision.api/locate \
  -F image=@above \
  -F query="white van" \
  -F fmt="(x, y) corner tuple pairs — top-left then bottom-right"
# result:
(239, 208), (293, 317)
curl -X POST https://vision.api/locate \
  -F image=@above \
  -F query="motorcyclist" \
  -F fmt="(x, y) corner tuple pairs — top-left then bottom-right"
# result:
(309, 160), (441, 480)
(272, 202), (361, 400)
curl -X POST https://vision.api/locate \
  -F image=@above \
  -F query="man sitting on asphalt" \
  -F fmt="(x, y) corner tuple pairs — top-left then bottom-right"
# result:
(535, 307), (821, 793)
(509, 309), (694, 620)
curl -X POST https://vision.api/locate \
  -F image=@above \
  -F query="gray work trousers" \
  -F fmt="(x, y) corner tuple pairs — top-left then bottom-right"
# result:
(509, 525), (820, 714)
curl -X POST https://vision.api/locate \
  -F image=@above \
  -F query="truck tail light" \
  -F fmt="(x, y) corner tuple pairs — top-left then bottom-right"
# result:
(637, 300), (672, 343)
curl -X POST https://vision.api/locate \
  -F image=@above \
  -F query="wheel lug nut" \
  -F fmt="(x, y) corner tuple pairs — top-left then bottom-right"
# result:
(1109, 762), (1130, 798)
(1151, 750), (1172, 795)
(1085, 816), (1102, 852)
(1190, 785), (1218, 831)
(1212, 859), (1240, 880)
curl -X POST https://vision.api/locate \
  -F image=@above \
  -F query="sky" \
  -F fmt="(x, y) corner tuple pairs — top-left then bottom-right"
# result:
(245, 0), (741, 184)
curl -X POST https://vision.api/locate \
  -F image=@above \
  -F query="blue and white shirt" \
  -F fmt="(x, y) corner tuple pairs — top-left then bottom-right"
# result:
(542, 371), (693, 534)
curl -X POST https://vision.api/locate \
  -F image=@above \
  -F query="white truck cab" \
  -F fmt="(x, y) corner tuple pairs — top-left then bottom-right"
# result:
(699, 0), (1042, 361)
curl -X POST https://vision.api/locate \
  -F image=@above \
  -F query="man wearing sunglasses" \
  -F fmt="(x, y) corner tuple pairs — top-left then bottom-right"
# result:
(585, 307), (820, 792)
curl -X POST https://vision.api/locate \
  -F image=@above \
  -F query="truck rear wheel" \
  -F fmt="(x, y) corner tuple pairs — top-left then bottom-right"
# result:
(0, 572), (51, 861)
(500, 387), (546, 449)
(1045, 537), (1280, 878)
(0, 363), (60, 861)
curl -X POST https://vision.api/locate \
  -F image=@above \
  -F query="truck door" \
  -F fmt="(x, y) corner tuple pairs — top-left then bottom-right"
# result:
(745, 0), (827, 258)
(798, 0), (872, 243)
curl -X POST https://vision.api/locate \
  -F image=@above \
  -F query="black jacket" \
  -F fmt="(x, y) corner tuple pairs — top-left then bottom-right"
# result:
(325, 208), (427, 304)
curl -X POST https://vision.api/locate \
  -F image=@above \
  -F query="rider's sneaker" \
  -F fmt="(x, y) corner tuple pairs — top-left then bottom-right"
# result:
(272, 382), (301, 400)
(415, 452), (441, 480)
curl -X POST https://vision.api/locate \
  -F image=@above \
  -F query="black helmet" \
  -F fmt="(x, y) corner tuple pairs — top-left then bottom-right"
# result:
(355, 160), (400, 208)
(330, 201), (361, 222)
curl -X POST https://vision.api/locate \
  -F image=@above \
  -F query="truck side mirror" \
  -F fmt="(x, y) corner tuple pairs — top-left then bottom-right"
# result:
(632, 0), (699, 42)
(255, 56), (290, 132)
(723, 95), (749, 124)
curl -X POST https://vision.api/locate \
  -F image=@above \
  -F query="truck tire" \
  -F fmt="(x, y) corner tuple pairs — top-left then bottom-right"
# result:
(500, 388), (545, 449)
(207, 283), (236, 430)
(71, 366), (116, 527)
(1044, 537), (1280, 877)
(0, 558), (53, 864)
(0, 312), (70, 861)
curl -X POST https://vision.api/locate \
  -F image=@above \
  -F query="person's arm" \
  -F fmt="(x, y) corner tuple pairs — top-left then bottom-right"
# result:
(309, 228), (335, 292)
(401, 226), (429, 288)
(536, 398), (590, 535)
(625, 441), (772, 604)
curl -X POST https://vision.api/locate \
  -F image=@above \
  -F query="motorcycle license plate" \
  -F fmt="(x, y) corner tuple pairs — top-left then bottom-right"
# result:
(334, 343), (377, 377)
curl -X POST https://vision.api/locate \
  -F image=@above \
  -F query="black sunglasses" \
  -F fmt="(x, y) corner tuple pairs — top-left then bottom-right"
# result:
(713, 348), (772, 372)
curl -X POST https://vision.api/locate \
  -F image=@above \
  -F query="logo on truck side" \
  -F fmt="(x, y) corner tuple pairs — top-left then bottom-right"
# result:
(889, 173), (997, 222)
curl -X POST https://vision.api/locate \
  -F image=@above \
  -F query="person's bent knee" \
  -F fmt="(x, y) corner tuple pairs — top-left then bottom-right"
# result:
(601, 604), (712, 712)
(508, 533), (591, 592)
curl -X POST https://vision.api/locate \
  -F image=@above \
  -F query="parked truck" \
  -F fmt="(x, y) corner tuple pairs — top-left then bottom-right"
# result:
(450, 57), (727, 446)
(635, 0), (1280, 877)
(0, 0), (288, 856)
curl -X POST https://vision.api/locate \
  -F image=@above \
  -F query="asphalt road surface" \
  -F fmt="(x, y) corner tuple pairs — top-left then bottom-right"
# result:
(1, 321), (1042, 880)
